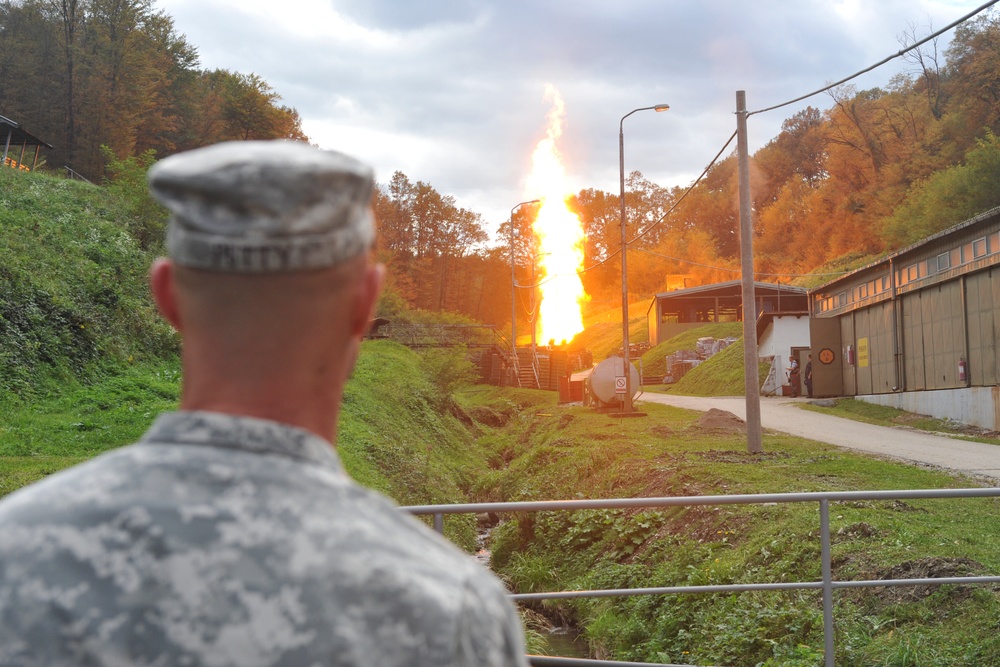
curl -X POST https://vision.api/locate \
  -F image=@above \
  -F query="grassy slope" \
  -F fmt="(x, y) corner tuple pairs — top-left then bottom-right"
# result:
(640, 322), (744, 377)
(572, 298), (649, 361)
(0, 168), (492, 549)
(0, 168), (175, 399)
(664, 335), (771, 396)
(471, 388), (1000, 666)
(0, 342), (491, 549)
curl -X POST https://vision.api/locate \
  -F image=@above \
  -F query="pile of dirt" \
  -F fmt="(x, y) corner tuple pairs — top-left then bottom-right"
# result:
(874, 556), (987, 603)
(692, 408), (747, 434)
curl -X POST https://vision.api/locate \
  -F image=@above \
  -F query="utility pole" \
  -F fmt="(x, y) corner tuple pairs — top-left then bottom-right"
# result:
(736, 90), (763, 454)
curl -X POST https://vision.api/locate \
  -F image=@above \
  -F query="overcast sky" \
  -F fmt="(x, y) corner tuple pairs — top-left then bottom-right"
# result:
(155, 0), (992, 234)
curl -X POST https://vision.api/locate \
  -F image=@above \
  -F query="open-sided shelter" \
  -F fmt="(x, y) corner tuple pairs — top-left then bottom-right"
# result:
(646, 280), (808, 346)
(1, 115), (52, 171)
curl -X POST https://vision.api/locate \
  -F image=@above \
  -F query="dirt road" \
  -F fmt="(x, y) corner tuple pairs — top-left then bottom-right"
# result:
(637, 392), (1000, 485)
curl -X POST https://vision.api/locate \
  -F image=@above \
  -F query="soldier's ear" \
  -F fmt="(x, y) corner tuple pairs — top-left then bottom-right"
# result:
(150, 258), (183, 331)
(351, 262), (385, 339)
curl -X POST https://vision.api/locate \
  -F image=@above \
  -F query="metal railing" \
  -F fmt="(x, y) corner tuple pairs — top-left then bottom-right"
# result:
(63, 166), (93, 183)
(403, 487), (1000, 667)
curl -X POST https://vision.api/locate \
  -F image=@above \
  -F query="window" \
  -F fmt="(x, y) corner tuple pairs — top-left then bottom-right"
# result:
(937, 252), (950, 272)
(838, 291), (847, 307)
(974, 237), (988, 258)
(907, 264), (918, 282)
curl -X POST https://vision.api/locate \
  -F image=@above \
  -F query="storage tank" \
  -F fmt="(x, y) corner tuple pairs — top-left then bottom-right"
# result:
(586, 357), (640, 408)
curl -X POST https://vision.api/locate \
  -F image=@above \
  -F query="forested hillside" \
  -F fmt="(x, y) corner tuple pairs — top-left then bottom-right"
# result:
(6, 3), (1000, 337)
(0, 0), (306, 180)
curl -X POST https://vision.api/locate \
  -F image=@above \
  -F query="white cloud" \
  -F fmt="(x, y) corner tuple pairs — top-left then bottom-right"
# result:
(154, 0), (992, 230)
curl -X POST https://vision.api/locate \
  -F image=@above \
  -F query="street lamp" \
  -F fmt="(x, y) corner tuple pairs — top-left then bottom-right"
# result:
(619, 104), (669, 414)
(510, 199), (541, 361)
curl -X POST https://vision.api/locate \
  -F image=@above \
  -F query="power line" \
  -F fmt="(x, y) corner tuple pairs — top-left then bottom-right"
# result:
(628, 130), (738, 245)
(576, 130), (739, 276)
(748, 0), (1000, 117)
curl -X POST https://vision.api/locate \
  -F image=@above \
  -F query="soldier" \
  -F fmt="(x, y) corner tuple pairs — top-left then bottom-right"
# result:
(0, 141), (527, 666)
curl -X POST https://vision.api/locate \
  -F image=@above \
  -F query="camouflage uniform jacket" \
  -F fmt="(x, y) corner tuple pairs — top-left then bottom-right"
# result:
(0, 411), (527, 667)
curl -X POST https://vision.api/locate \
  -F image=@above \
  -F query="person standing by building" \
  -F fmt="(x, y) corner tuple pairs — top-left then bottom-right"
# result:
(0, 141), (527, 666)
(787, 353), (800, 397)
(804, 353), (814, 398)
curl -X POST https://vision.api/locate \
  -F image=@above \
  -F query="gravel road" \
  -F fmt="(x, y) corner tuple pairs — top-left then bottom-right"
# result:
(637, 392), (1000, 485)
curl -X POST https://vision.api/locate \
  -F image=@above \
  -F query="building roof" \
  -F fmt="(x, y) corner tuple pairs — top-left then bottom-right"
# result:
(651, 280), (807, 300)
(0, 115), (53, 150)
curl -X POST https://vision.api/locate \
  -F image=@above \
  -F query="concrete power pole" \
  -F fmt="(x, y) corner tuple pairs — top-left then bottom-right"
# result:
(736, 90), (764, 454)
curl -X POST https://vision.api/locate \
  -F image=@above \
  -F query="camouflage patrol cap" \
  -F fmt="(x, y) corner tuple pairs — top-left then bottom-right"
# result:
(148, 140), (375, 272)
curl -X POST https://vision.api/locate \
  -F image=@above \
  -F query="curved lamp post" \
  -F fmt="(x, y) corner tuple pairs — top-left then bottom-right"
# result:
(619, 104), (669, 414)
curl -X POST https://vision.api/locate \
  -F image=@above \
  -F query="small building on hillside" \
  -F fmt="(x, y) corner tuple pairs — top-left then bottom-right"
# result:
(808, 205), (1000, 427)
(646, 280), (808, 346)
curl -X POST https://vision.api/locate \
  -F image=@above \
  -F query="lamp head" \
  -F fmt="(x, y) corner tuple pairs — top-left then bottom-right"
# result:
(654, 104), (670, 112)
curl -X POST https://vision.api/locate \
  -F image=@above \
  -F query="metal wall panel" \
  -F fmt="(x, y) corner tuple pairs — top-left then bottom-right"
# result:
(901, 292), (926, 391)
(851, 302), (895, 394)
(920, 281), (964, 389)
(840, 315), (856, 395)
(808, 317), (844, 397)
(855, 309), (873, 395)
(966, 271), (987, 385)
(966, 270), (1000, 386)
(871, 301), (896, 393)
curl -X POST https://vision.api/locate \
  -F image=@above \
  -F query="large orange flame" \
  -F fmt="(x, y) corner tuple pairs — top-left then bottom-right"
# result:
(525, 85), (589, 346)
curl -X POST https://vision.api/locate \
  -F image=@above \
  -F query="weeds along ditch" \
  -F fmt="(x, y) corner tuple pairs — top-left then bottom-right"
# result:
(460, 387), (1000, 667)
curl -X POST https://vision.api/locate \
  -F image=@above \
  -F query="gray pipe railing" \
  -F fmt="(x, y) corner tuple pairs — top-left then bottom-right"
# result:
(403, 487), (1000, 667)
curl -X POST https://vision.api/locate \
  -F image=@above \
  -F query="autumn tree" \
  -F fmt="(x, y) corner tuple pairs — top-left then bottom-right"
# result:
(373, 172), (491, 319)
(0, 0), (308, 179)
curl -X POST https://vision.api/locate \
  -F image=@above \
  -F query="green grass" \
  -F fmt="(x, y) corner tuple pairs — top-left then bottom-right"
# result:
(640, 322), (744, 377)
(571, 298), (649, 362)
(470, 388), (1000, 666)
(800, 398), (1000, 447)
(0, 342), (493, 550)
(0, 168), (175, 399)
(661, 335), (770, 396)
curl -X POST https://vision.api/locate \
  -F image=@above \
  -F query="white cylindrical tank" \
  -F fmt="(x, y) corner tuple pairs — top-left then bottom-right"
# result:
(587, 357), (640, 405)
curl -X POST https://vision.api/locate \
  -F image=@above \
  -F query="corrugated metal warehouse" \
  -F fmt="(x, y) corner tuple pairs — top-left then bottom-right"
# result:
(808, 206), (1000, 428)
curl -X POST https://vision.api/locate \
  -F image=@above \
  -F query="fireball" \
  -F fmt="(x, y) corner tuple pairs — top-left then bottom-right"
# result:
(525, 85), (589, 346)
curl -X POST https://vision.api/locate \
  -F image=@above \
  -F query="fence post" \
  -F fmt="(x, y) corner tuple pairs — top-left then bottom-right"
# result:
(820, 498), (834, 667)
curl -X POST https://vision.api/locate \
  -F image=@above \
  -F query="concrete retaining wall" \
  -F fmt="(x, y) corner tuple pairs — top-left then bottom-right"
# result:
(857, 386), (1000, 430)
